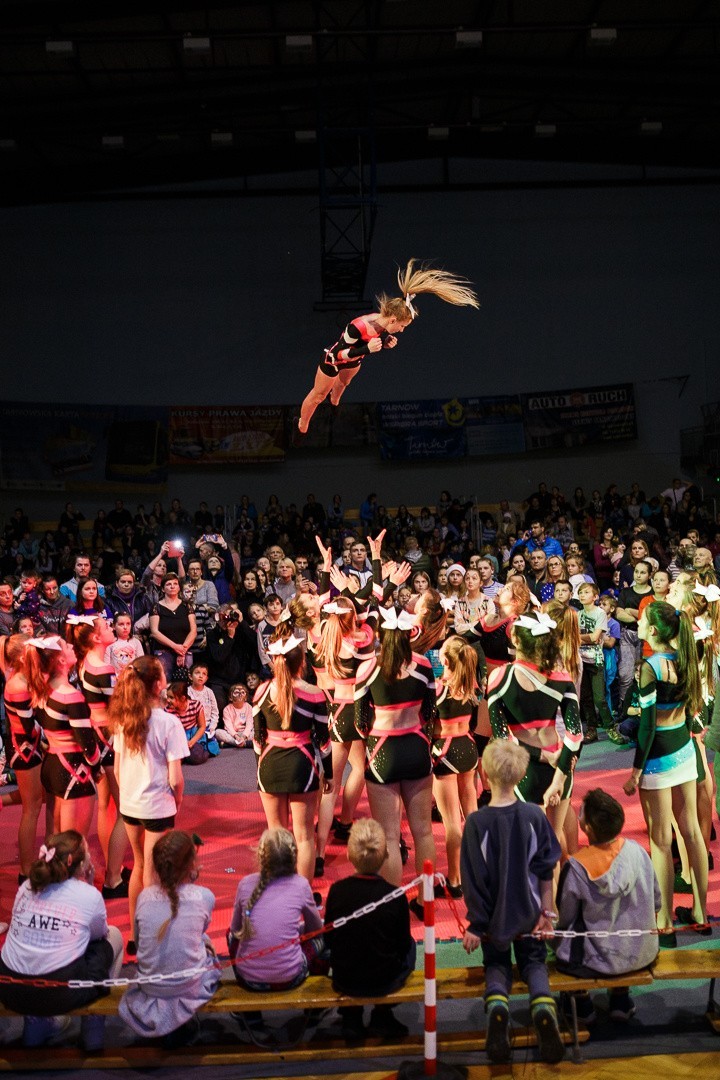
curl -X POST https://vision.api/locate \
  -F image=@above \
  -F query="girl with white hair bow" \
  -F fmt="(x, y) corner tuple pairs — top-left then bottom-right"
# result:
(295, 259), (478, 439)
(354, 603), (437, 887)
(252, 626), (334, 883)
(487, 611), (582, 845)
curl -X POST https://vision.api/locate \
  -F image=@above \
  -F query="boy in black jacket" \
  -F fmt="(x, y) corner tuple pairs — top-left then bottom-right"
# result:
(325, 818), (416, 1043)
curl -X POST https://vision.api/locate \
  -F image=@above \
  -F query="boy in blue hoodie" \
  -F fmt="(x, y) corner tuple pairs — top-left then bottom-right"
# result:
(461, 739), (563, 1065)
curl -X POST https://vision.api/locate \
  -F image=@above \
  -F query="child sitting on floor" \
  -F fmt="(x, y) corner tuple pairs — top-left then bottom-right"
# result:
(461, 738), (564, 1065)
(166, 680), (219, 763)
(555, 788), (660, 1023)
(325, 818), (416, 1043)
(216, 683), (254, 747)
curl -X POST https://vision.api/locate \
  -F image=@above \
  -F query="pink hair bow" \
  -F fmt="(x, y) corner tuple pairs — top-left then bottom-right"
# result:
(38, 845), (56, 863)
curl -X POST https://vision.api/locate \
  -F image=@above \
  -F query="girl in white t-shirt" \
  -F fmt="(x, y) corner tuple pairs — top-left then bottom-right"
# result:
(0, 830), (123, 1050)
(108, 656), (188, 954)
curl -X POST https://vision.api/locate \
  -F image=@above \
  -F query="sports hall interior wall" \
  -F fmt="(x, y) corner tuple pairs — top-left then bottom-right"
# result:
(3, 171), (720, 518)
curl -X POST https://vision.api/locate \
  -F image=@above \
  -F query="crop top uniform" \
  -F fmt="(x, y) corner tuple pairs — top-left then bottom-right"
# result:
(3, 679), (43, 771)
(432, 685), (479, 777)
(319, 316), (391, 377)
(488, 659), (582, 804)
(633, 652), (697, 790)
(79, 657), (116, 767)
(253, 679), (331, 794)
(325, 618), (378, 744)
(478, 615), (516, 670)
(38, 687), (100, 801)
(354, 652), (436, 785)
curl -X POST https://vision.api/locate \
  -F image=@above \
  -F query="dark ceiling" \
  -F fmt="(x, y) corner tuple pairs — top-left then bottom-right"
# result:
(1, 0), (719, 206)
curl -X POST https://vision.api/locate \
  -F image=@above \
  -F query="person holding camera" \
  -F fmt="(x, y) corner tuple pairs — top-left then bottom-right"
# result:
(195, 533), (234, 604)
(204, 604), (261, 714)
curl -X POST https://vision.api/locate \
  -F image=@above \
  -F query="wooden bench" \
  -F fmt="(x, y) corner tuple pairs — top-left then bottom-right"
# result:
(0, 961), (665, 1070)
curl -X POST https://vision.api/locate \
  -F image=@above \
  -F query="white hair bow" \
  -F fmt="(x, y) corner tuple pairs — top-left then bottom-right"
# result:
(25, 636), (62, 651)
(693, 617), (713, 642)
(404, 292), (418, 319)
(267, 634), (303, 656)
(66, 614), (97, 626)
(379, 607), (417, 631)
(515, 612), (557, 636)
(322, 602), (344, 615)
(440, 597), (456, 611)
(38, 844), (56, 863)
(693, 582), (720, 603)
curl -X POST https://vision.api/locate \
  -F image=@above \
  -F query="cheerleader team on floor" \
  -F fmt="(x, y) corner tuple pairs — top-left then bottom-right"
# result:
(0, 528), (717, 1061)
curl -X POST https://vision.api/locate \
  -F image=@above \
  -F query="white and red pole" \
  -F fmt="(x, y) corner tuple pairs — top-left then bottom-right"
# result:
(422, 858), (437, 1077)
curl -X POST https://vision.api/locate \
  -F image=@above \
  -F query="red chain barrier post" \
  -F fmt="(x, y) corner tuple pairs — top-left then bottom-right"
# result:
(398, 864), (464, 1080)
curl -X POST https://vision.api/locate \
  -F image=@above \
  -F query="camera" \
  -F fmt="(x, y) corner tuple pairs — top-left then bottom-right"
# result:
(228, 610), (241, 622)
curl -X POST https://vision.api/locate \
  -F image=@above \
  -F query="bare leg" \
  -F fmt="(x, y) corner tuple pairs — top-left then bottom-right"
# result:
(259, 791), (289, 830)
(402, 775), (435, 877)
(672, 780), (708, 923)
(102, 765), (128, 888)
(124, 823), (146, 934)
(289, 793), (318, 883)
(367, 782), (404, 885)
(316, 742), (350, 859)
(433, 774), (463, 886)
(340, 739), (367, 822)
(57, 794), (96, 839)
(329, 366), (361, 406)
(299, 369), (337, 433)
(640, 787), (675, 927)
(14, 767), (44, 876)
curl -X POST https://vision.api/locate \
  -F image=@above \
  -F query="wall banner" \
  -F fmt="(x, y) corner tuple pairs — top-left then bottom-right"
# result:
(169, 406), (285, 464)
(521, 384), (637, 451)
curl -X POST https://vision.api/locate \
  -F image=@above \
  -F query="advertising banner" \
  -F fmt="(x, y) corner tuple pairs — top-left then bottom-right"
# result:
(378, 399), (468, 460)
(169, 406), (285, 464)
(0, 402), (168, 492)
(521, 384), (637, 451)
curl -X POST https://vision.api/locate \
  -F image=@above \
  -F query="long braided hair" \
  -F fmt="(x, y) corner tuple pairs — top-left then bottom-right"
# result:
(233, 828), (298, 945)
(152, 830), (197, 941)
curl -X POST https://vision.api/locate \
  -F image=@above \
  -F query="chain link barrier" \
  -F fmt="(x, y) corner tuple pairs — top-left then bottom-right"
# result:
(0, 872), (714, 991)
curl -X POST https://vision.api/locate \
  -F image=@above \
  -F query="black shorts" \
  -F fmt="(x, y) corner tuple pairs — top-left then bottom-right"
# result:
(122, 813), (176, 832)
(432, 733), (479, 777)
(318, 357), (361, 378)
(330, 702), (363, 743)
(365, 731), (432, 785)
(516, 754), (573, 805)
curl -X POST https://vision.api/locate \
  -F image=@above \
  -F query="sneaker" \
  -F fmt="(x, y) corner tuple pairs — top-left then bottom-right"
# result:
(606, 726), (630, 746)
(431, 803), (443, 823)
(409, 898), (425, 921)
(446, 882), (463, 899)
(368, 1006), (408, 1039)
(314, 856), (325, 878)
(81, 1015), (106, 1053)
(101, 879), (129, 900)
(162, 1015), (200, 1049)
(339, 1007), (365, 1044)
(332, 819), (352, 844)
(485, 1002), (511, 1063)
(584, 728), (598, 744)
(532, 1002), (565, 1064)
(674, 872), (693, 894)
(22, 1016), (73, 1048)
(399, 837), (410, 865)
(560, 991), (596, 1026)
(608, 991), (636, 1022)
